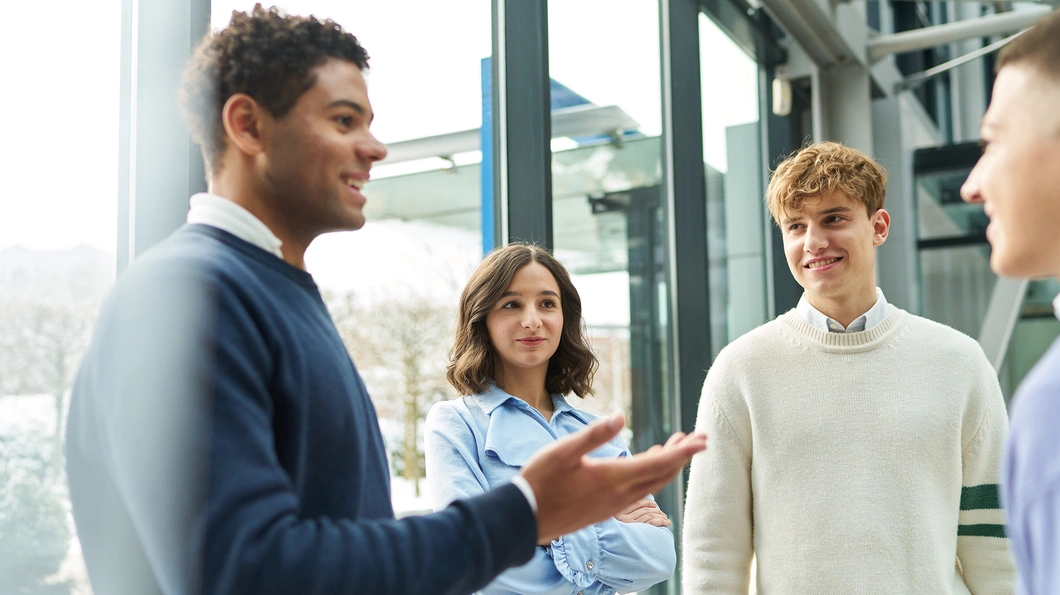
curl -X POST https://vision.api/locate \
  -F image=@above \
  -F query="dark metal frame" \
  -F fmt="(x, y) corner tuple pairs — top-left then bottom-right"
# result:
(490, 0), (553, 248)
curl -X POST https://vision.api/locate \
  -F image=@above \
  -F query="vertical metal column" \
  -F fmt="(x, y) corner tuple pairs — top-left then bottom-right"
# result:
(491, 0), (552, 248)
(117, 0), (210, 272)
(659, 2), (710, 590)
(759, 61), (807, 317)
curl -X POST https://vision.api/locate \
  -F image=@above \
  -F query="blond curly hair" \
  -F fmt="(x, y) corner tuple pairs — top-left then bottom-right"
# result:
(766, 142), (887, 223)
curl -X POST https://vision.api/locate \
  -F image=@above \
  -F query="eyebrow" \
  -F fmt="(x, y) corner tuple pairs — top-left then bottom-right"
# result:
(782, 205), (853, 225)
(500, 290), (560, 298)
(327, 99), (374, 123)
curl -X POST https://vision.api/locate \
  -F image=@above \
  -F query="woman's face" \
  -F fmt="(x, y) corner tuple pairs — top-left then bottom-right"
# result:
(485, 262), (564, 379)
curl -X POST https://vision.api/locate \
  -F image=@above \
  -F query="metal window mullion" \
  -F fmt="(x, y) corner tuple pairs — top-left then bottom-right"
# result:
(659, 4), (711, 592)
(119, 0), (210, 271)
(491, 0), (552, 249)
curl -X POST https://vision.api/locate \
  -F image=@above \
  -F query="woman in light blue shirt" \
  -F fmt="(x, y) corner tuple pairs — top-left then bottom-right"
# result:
(424, 243), (676, 595)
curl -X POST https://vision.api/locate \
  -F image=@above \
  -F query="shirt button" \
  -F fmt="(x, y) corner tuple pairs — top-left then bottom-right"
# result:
(586, 560), (594, 571)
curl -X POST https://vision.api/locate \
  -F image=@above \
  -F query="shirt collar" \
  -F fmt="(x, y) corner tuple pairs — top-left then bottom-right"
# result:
(1054, 291), (1060, 321)
(796, 287), (889, 333)
(186, 193), (284, 259)
(472, 382), (580, 420)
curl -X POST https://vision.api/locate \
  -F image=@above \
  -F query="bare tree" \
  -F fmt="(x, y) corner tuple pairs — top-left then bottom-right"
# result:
(328, 292), (456, 496)
(0, 300), (95, 480)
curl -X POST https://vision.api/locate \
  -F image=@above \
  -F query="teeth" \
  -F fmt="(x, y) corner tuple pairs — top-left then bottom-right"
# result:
(808, 258), (838, 269)
(343, 178), (365, 189)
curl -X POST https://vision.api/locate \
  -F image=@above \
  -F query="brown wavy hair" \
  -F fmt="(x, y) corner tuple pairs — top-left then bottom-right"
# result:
(447, 243), (598, 398)
(179, 4), (370, 173)
(766, 141), (887, 224)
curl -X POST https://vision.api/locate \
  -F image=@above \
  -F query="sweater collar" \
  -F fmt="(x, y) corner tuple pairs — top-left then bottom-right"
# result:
(796, 288), (888, 333)
(781, 304), (907, 350)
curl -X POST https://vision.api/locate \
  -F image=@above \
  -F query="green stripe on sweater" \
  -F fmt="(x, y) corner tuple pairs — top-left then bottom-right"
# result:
(960, 484), (1001, 510)
(958, 524), (1006, 538)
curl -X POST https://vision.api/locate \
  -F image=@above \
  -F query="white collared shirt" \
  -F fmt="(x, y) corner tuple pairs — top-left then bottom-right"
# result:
(186, 193), (284, 259)
(797, 287), (889, 333)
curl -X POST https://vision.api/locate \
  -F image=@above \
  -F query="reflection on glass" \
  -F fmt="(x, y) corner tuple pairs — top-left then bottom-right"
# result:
(699, 13), (763, 359)
(919, 246), (996, 338)
(547, 0), (664, 458)
(916, 169), (987, 240)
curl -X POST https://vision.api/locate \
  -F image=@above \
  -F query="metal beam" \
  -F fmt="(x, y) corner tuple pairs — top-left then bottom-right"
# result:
(979, 277), (1030, 373)
(381, 104), (639, 165)
(896, 29), (1026, 93)
(758, 0), (862, 66)
(867, 7), (1052, 62)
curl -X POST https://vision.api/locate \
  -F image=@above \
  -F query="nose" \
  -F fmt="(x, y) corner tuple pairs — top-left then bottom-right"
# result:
(357, 130), (388, 163)
(960, 160), (984, 204)
(804, 224), (828, 253)
(521, 307), (541, 330)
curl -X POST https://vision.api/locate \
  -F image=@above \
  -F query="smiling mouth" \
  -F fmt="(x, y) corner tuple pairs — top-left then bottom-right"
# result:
(806, 257), (841, 269)
(341, 176), (366, 190)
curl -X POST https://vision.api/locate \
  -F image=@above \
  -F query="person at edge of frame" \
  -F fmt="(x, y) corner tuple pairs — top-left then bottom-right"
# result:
(960, 8), (1060, 595)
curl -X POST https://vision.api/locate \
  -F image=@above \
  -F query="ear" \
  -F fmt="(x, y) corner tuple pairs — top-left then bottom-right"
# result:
(871, 209), (891, 246)
(220, 93), (271, 160)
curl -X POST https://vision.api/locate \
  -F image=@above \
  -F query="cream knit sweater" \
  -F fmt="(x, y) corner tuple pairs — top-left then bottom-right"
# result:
(682, 306), (1015, 594)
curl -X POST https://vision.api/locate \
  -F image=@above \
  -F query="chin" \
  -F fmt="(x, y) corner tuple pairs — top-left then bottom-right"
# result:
(990, 250), (1045, 279)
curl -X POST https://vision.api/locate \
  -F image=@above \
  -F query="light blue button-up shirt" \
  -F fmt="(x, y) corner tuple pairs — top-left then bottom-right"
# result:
(425, 384), (676, 595)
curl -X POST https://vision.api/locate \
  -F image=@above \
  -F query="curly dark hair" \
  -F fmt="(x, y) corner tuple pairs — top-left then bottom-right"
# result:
(447, 243), (599, 398)
(179, 4), (370, 173)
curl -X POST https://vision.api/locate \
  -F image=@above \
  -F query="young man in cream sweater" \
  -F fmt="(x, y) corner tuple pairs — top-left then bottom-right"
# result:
(682, 142), (1015, 594)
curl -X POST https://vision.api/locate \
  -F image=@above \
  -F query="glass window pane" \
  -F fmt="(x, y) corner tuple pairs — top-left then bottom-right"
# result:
(547, 0), (664, 454)
(1, 3), (121, 593)
(699, 13), (763, 358)
(918, 245), (996, 338)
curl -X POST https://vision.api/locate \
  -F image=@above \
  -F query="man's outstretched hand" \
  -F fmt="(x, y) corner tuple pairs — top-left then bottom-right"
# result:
(519, 414), (707, 544)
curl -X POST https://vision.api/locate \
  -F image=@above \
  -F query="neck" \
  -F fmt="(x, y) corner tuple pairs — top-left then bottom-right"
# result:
(494, 366), (553, 419)
(210, 171), (310, 270)
(807, 285), (878, 328)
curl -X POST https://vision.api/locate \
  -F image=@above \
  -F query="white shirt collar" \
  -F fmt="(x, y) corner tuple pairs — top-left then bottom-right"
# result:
(1053, 291), (1060, 321)
(797, 288), (889, 333)
(186, 193), (284, 259)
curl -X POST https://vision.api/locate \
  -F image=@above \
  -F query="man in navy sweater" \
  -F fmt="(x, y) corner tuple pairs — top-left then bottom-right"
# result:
(65, 6), (706, 595)
(959, 9), (1060, 595)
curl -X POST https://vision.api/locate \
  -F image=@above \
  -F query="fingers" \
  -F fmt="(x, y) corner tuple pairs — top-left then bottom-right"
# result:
(619, 498), (656, 515)
(549, 413), (625, 461)
(615, 498), (671, 527)
(664, 431), (687, 448)
(607, 432), (708, 497)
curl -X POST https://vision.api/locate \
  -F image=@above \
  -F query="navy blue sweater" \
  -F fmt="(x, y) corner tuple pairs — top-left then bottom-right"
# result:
(66, 225), (536, 595)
